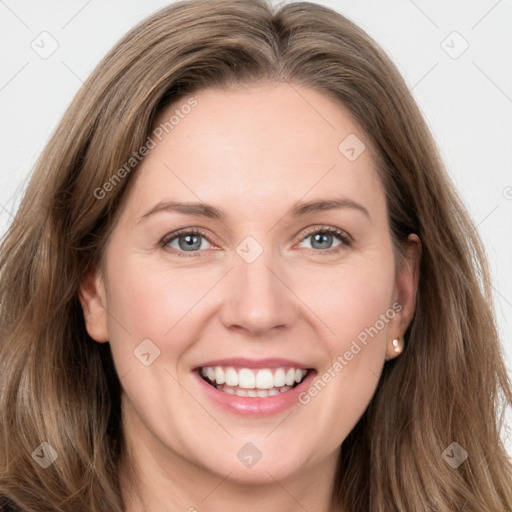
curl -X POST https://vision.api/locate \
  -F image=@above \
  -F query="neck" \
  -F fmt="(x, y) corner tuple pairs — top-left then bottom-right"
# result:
(119, 414), (344, 512)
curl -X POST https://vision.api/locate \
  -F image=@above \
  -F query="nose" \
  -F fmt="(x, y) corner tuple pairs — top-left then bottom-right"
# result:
(219, 248), (299, 337)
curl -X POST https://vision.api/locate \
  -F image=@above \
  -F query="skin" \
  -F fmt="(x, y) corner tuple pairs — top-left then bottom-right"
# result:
(79, 81), (420, 512)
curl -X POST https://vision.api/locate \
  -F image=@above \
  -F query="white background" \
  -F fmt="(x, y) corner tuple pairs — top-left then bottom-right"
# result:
(1, 0), (511, 452)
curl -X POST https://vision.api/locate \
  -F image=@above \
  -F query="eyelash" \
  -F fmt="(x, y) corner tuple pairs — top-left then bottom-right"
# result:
(159, 225), (352, 257)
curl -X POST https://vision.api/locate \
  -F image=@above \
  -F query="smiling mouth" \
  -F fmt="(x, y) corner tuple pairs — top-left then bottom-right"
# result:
(198, 366), (312, 397)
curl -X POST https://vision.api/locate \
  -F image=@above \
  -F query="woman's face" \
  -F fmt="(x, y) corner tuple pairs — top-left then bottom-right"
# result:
(80, 82), (419, 486)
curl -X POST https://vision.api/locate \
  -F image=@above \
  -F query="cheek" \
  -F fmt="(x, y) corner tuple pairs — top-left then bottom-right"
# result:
(293, 254), (395, 423)
(107, 247), (395, 354)
(293, 257), (396, 346)
(103, 256), (211, 375)
(107, 254), (211, 330)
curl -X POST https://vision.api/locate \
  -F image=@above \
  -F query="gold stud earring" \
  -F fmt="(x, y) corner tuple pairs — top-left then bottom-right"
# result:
(392, 337), (403, 355)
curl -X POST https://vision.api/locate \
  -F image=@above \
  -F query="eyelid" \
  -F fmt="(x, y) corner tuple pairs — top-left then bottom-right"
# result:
(298, 225), (352, 245)
(159, 227), (215, 249)
(160, 225), (352, 255)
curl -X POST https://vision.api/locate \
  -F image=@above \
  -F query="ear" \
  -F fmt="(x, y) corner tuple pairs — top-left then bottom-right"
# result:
(78, 265), (109, 343)
(385, 233), (421, 360)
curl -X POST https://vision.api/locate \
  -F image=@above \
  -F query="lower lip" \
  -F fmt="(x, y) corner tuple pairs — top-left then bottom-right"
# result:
(194, 370), (316, 416)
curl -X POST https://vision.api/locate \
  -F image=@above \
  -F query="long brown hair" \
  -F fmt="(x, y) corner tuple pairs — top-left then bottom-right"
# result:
(1, 1), (511, 510)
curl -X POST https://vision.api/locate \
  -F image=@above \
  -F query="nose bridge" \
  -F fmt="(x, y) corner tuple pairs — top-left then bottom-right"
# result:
(220, 235), (297, 335)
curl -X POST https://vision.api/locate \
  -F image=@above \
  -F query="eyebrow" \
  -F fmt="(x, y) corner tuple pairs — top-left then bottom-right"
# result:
(137, 197), (370, 224)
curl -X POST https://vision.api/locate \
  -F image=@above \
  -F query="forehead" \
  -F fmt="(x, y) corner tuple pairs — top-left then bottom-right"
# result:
(122, 82), (385, 223)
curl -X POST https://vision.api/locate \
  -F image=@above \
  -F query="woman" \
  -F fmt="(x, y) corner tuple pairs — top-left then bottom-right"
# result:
(1, 0), (511, 510)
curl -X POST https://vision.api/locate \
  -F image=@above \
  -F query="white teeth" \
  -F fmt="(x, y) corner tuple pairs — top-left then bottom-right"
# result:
(200, 365), (310, 395)
(274, 368), (286, 387)
(238, 368), (256, 389)
(225, 367), (238, 386)
(206, 367), (215, 382)
(255, 369), (274, 389)
(214, 366), (225, 385)
(216, 383), (294, 396)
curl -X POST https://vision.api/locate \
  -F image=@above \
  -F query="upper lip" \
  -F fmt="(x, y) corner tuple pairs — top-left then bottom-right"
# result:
(193, 357), (313, 370)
